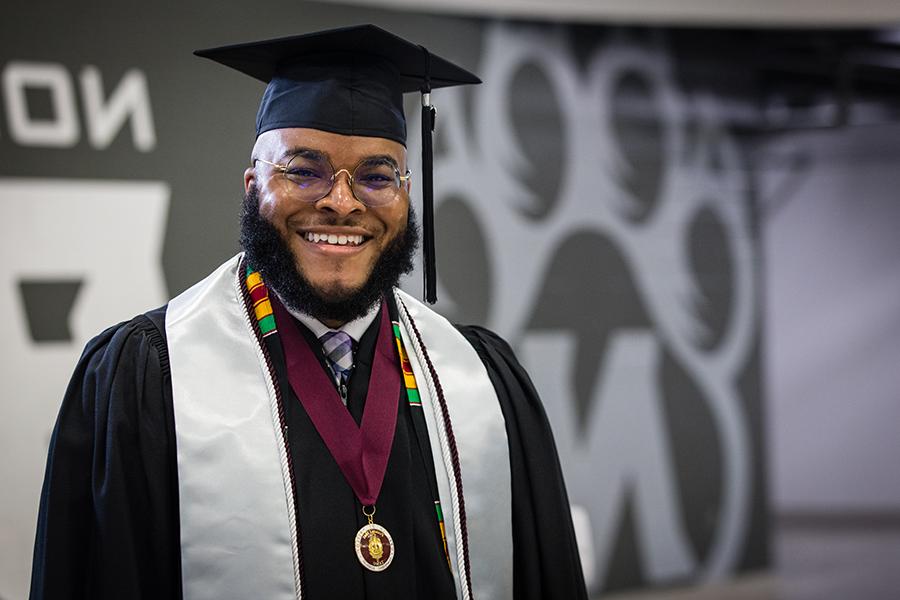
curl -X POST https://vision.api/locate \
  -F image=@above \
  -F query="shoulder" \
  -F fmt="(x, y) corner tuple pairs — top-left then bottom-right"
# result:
(454, 324), (531, 387)
(65, 305), (171, 425)
(453, 323), (551, 420)
(393, 291), (516, 360)
(454, 324), (515, 358)
(391, 292), (540, 405)
(79, 305), (169, 377)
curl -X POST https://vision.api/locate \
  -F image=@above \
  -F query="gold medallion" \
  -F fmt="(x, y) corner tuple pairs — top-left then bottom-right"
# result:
(354, 523), (394, 571)
(355, 505), (394, 571)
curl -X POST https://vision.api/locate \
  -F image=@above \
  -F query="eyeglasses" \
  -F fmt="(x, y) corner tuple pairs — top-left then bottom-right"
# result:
(255, 152), (411, 207)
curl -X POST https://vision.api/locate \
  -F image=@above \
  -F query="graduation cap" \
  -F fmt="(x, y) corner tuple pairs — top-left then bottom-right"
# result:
(195, 24), (481, 304)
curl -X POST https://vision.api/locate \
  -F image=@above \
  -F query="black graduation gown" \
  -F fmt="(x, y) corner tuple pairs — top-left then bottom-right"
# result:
(30, 302), (587, 600)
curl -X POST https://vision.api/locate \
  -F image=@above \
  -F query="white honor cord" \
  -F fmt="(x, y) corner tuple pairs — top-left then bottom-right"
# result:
(397, 298), (471, 600)
(235, 271), (303, 600)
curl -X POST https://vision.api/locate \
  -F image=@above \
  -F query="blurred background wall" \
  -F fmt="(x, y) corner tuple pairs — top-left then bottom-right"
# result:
(2, 2), (899, 599)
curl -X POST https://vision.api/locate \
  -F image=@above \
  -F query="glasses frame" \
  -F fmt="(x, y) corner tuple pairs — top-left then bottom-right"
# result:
(255, 155), (412, 207)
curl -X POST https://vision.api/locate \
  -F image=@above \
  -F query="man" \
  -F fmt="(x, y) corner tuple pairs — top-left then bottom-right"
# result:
(30, 25), (587, 600)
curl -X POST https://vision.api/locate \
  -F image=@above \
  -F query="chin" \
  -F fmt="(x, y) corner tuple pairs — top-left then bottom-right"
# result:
(302, 274), (368, 304)
(311, 285), (360, 304)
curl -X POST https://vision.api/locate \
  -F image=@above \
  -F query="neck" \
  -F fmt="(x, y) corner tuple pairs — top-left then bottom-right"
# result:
(275, 286), (384, 339)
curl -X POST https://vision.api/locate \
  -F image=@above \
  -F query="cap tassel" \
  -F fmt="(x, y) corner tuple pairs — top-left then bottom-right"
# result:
(420, 46), (438, 304)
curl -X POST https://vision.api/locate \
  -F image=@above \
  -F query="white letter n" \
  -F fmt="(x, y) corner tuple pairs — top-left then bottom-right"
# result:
(80, 66), (156, 152)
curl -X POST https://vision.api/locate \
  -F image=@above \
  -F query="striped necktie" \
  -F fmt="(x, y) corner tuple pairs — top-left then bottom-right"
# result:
(319, 331), (354, 400)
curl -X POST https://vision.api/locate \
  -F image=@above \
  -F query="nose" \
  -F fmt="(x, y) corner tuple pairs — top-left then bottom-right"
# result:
(316, 169), (364, 217)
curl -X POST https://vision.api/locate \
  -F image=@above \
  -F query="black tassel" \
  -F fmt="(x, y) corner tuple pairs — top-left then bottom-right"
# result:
(420, 46), (438, 304)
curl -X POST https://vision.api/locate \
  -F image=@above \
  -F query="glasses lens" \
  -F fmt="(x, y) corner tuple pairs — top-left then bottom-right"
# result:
(285, 154), (333, 201)
(353, 160), (401, 206)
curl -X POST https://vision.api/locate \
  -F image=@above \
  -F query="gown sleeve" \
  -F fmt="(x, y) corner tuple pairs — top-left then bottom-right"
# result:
(456, 324), (588, 600)
(30, 307), (182, 600)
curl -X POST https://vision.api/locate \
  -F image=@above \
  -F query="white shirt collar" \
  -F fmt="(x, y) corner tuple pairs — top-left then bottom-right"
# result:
(283, 298), (381, 343)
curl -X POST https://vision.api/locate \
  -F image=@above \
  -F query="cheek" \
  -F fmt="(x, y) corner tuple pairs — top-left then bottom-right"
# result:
(257, 195), (278, 221)
(383, 203), (409, 237)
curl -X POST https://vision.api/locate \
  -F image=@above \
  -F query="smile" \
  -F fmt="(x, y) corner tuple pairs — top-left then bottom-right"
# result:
(304, 232), (366, 247)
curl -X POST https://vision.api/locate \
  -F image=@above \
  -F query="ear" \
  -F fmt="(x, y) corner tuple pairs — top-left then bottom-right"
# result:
(244, 166), (256, 194)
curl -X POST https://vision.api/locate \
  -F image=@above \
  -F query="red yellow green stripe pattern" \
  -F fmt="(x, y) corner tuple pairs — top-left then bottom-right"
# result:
(435, 501), (450, 567)
(245, 266), (276, 336)
(393, 320), (449, 564)
(392, 321), (421, 406)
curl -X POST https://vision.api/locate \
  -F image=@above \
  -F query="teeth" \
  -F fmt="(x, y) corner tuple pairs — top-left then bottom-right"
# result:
(304, 233), (364, 246)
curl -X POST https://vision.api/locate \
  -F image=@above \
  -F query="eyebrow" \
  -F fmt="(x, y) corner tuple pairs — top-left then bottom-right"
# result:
(279, 147), (326, 162)
(280, 147), (401, 170)
(363, 154), (401, 170)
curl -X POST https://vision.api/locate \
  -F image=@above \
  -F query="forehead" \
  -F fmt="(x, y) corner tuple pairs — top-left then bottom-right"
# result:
(256, 127), (407, 167)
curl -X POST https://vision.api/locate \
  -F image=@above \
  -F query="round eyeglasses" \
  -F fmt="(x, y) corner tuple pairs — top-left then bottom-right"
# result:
(255, 153), (411, 207)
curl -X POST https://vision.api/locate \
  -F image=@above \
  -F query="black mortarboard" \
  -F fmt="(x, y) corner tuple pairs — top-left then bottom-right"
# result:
(195, 24), (481, 303)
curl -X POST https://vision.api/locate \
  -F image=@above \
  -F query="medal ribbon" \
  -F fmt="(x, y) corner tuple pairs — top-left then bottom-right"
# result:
(271, 294), (400, 506)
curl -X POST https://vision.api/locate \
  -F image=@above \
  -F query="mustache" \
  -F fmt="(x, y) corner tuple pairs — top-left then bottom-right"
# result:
(289, 214), (366, 227)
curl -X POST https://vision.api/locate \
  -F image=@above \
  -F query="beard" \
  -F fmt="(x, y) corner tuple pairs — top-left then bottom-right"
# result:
(239, 185), (418, 324)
